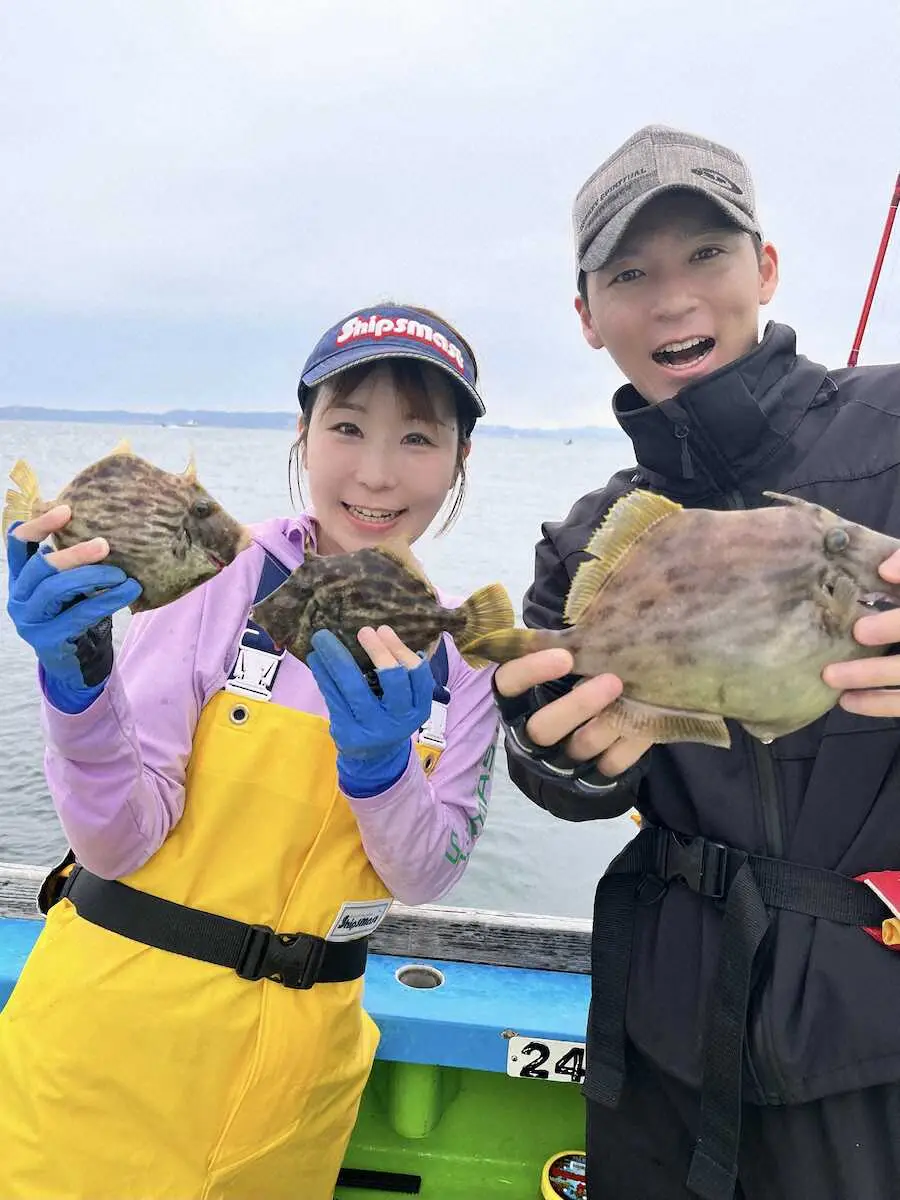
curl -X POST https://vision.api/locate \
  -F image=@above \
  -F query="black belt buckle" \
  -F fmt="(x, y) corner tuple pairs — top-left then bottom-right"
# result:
(236, 924), (327, 990)
(660, 833), (729, 900)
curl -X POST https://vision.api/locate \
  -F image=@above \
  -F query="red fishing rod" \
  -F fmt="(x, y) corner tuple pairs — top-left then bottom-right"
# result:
(847, 170), (900, 367)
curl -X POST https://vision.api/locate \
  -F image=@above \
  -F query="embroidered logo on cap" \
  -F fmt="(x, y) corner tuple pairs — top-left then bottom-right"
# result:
(335, 314), (466, 374)
(691, 166), (743, 194)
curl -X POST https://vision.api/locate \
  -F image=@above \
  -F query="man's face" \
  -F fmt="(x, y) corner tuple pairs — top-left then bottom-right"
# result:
(575, 194), (779, 404)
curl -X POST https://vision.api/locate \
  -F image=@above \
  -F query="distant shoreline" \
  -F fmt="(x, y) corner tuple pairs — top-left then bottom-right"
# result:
(0, 406), (623, 440)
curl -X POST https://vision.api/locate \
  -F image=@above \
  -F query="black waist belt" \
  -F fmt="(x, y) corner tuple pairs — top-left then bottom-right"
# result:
(586, 826), (891, 1200)
(58, 865), (368, 991)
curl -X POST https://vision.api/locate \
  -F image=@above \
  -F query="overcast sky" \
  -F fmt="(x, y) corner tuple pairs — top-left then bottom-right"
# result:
(2, 0), (898, 428)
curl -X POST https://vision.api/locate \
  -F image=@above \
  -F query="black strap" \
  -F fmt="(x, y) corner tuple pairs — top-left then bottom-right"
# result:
(687, 858), (768, 1199)
(585, 826), (891, 1200)
(59, 866), (368, 991)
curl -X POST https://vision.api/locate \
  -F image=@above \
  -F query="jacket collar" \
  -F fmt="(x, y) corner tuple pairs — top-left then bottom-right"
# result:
(614, 323), (833, 499)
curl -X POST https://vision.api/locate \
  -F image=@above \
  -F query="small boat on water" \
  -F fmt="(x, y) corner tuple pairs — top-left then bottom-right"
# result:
(0, 861), (590, 1198)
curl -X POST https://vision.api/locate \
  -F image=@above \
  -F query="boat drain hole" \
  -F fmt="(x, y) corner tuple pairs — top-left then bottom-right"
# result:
(395, 964), (445, 989)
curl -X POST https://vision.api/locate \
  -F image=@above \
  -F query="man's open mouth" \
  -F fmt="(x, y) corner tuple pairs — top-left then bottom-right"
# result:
(652, 336), (716, 368)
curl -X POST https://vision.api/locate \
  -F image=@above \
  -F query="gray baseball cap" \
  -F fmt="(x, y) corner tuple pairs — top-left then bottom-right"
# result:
(574, 125), (763, 276)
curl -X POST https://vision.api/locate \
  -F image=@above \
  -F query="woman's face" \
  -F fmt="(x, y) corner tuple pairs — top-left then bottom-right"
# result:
(302, 363), (463, 556)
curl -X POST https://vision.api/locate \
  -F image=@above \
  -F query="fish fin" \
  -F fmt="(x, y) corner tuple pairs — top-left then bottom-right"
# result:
(607, 696), (731, 749)
(110, 438), (133, 455)
(762, 490), (817, 511)
(457, 583), (516, 648)
(2, 460), (42, 536)
(459, 626), (558, 666)
(818, 573), (859, 638)
(564, 559), (607, 626)
(459, 649), (495, 669)
(183, 449), (197, 482)
(376, 537), (432, 588)
(234, 525), (253, 555)
(564, 490), (682, 624)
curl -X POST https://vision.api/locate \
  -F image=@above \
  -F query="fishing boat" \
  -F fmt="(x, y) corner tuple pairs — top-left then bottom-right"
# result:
(0, 861), (591, 1198)
(1, 169), (896, 1200)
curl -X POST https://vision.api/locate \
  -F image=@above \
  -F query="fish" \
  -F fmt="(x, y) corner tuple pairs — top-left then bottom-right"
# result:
(252, 537), (516, 672)
(2, 442), (252, 612)
(463, 488), (900, 749)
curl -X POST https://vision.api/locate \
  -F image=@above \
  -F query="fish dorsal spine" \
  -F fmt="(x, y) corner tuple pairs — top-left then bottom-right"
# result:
(564, 488), (682, 624)
(375, 537), (432, 588)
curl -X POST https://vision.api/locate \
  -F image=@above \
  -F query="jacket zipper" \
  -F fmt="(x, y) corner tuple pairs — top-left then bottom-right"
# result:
(674, 423), (695, 479)
(725, 488), (786, 857)
(724, 486), (788, 1101)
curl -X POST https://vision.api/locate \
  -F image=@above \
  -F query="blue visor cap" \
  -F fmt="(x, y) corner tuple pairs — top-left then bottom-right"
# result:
(297, 306), (485, 434)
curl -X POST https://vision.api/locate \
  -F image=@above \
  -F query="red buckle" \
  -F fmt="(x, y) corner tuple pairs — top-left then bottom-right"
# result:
(856, 870), (900, 950)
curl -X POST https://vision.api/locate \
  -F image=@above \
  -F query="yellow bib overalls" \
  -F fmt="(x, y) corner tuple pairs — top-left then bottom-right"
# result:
(0, 573), (440, 1197)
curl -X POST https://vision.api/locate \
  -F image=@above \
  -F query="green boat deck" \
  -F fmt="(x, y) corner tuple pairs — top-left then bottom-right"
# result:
(338, 1059), (585, 1198)
(338, 950), (590, 1196)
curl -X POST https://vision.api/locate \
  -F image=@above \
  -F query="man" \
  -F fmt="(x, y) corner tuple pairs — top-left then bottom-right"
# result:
(495, 125), (900, 1200)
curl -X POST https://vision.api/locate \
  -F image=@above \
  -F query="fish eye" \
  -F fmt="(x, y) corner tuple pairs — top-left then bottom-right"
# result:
(191, 498), (212, 519)
(824, 527), (850, 554)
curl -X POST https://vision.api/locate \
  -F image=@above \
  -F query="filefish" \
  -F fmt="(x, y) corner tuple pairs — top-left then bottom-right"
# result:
(2, 443), (251, 611)
(464, 489), (900, 748)
(252, 538), (515, 670)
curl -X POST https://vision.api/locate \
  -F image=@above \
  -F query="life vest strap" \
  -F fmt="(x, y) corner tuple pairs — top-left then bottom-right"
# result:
(586, 825), (893, 1200)
(58, 865), (368, 990)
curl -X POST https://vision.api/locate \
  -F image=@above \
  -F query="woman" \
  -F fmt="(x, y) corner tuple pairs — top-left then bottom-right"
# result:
(0, 303), (501, 1198)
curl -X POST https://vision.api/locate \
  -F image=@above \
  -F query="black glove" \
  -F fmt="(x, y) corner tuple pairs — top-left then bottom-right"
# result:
(493, 672), (645, 797)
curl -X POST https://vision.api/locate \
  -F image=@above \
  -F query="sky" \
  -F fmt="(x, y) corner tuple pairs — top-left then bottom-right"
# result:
(1, 0), (899, 429)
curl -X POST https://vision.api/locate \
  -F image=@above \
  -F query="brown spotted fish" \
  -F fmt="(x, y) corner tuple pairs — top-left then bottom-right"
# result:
(464, 489), (900, 748)
(252, 538), (515, 670)
(2, 443), (251, 611)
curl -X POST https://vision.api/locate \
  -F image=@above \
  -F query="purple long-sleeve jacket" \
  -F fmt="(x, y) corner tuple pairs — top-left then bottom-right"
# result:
(39, 515), (500, 905)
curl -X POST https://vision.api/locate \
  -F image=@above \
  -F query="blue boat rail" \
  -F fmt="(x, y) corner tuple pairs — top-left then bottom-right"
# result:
(0, 860), (594, 1076)
(0, 859), (592, 974)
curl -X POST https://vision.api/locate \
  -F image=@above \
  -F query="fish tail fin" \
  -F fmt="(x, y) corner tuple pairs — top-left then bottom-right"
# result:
(455, 582), (515, 662)
(459, 625), (558, 669)
(2, 460), (43, 537)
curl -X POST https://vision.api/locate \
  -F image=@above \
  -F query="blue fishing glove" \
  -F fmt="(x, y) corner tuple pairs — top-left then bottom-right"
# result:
(6, 524), (143, 714)
(307, 629), (435, 798)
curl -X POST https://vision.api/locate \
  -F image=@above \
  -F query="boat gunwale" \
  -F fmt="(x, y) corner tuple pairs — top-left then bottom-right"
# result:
(0, 861), (593, 973)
